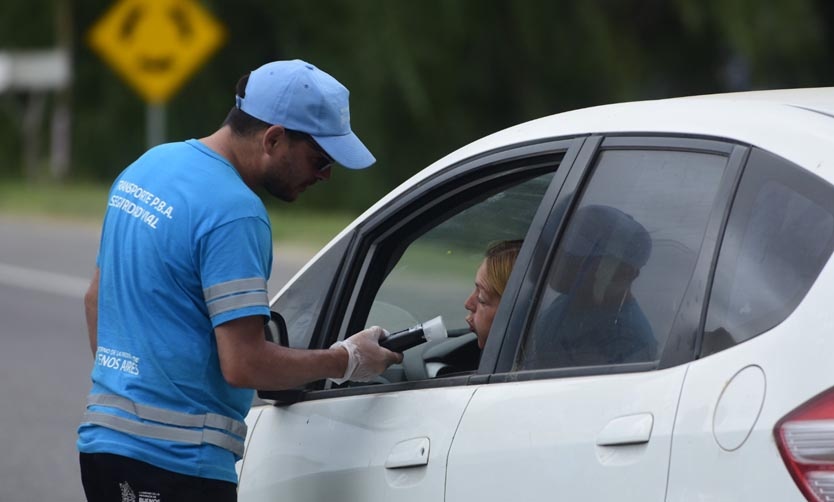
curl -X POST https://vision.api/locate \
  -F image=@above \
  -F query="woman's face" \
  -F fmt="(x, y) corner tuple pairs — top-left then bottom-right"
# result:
(464, 261), (501, 349)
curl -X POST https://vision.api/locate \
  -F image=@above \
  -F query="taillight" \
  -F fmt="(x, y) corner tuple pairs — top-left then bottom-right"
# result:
(775, 388), (834, 501)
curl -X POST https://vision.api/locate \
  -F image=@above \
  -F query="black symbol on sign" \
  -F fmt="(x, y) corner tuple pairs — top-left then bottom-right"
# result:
(118, 5), (195, 73)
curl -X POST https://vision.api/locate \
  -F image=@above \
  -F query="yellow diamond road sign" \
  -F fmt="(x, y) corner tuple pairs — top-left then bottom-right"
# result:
(88, 0), (226, 104)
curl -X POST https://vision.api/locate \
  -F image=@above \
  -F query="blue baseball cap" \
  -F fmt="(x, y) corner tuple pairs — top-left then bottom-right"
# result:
(235, 59), (375, 169)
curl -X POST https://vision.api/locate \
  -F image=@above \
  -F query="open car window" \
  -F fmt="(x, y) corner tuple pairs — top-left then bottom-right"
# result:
(337, 155), (563, 387)
(368, 173), (555, 335)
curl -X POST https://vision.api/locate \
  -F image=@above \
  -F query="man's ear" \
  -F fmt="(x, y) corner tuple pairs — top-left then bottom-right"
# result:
(262, 125), (287, 153)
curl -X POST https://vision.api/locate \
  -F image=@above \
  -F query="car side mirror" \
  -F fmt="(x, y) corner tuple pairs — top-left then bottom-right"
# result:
(264, 310), (289, 346)
(259, 310), (305, 405)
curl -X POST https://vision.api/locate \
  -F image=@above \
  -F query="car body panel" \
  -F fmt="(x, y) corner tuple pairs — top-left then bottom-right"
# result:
(445, 366), (687, 501)
(666, 256), (834, 501)
(235, 406), (264, 484)
(237, 387), (477, 501)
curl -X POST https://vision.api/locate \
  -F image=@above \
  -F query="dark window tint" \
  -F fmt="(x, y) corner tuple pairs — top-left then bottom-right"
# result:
(520, 149), (727, 369)
(702, 149), (834, 356)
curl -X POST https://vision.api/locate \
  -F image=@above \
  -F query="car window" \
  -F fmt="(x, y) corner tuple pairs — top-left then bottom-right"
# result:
(368, 173), (554, 334)
(271, 232), (352, 349)
(519, 149), (727, 370)
(348, 167), (558, 384)
(702, 149), (834, 356)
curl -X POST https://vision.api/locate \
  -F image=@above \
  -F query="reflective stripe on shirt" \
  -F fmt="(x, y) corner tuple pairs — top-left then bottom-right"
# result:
(203, 277), (268, 318)
(84, 393), (246, 457)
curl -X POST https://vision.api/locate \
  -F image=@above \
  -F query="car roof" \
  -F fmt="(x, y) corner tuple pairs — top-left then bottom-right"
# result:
(459, 87), (834, 174)
(373, 87), (834, 213)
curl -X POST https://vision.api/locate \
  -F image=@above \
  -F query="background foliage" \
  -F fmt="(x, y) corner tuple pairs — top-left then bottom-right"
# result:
(0, 0), (831, 214)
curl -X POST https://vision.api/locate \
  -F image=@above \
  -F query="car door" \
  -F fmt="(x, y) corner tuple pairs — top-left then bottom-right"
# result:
(445, 136), (746, 501)
(237, 138), (584, 502)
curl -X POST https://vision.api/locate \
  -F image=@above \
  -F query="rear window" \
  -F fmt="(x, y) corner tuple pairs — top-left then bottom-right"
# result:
(702, 149), (834, 356)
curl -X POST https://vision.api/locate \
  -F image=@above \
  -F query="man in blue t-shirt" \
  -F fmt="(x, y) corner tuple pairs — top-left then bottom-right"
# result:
(78, 60), (402, 502)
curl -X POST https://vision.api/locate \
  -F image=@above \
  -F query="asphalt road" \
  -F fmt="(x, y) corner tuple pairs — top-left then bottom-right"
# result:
(0, 215), (315, 502)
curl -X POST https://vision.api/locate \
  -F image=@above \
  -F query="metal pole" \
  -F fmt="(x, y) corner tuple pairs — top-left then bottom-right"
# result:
(146, 103), (166, 148)
(50, 0), (72, 180)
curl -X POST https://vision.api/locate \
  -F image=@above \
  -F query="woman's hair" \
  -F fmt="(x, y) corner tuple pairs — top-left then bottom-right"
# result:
(482, 239), (523, 297)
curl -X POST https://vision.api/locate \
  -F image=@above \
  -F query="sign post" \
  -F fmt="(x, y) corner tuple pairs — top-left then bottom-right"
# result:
(87, 0), (225, 147)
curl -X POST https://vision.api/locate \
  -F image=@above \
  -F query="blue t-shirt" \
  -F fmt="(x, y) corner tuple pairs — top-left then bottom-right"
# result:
(77, 139), (272, 483)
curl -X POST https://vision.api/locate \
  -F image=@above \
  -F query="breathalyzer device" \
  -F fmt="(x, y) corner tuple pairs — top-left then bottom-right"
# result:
(379, 316), (447, 352)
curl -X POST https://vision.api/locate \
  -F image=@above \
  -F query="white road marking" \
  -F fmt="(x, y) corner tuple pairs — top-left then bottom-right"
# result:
(0, 262), (89, 298)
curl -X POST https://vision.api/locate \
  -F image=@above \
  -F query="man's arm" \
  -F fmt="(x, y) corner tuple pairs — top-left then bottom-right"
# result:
(215, 316), (401, 390)
(84, 268), (100, 356)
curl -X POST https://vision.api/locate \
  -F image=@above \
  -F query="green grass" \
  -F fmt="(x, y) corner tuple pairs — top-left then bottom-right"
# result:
(0, 181), (108, 223)
(0, 181), (358, 249)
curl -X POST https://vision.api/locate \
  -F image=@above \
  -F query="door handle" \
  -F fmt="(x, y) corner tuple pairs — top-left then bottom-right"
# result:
(385, 437), (430, 469)
(596, 413), (654, 446)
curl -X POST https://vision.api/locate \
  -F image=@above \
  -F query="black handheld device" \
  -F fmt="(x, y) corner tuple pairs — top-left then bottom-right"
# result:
(379, 316), (447, 352)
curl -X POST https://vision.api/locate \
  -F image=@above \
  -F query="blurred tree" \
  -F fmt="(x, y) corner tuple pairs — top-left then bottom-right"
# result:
(0, 0), (63, 181)
(0, 0), (831, 211)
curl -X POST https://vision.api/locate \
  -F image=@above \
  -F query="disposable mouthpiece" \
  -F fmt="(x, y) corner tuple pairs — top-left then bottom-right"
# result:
(378, 316), (449, 352)
(422, 316), (447, 342)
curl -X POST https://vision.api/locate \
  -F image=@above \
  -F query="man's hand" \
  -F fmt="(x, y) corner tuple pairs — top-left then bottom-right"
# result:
(330, 326), (403, 384)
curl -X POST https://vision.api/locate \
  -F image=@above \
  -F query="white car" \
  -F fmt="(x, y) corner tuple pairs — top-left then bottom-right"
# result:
(237, 88), (834, 502)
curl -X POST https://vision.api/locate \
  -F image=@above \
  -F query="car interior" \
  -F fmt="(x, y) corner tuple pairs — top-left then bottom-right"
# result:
(345, 168), (559, 385)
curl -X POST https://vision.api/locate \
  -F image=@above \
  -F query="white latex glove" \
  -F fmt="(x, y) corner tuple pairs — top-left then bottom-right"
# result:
(329, 326), (402, 384)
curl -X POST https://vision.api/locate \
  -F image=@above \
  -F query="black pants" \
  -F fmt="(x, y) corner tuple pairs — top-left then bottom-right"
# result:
(79, 452), (237, 502)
